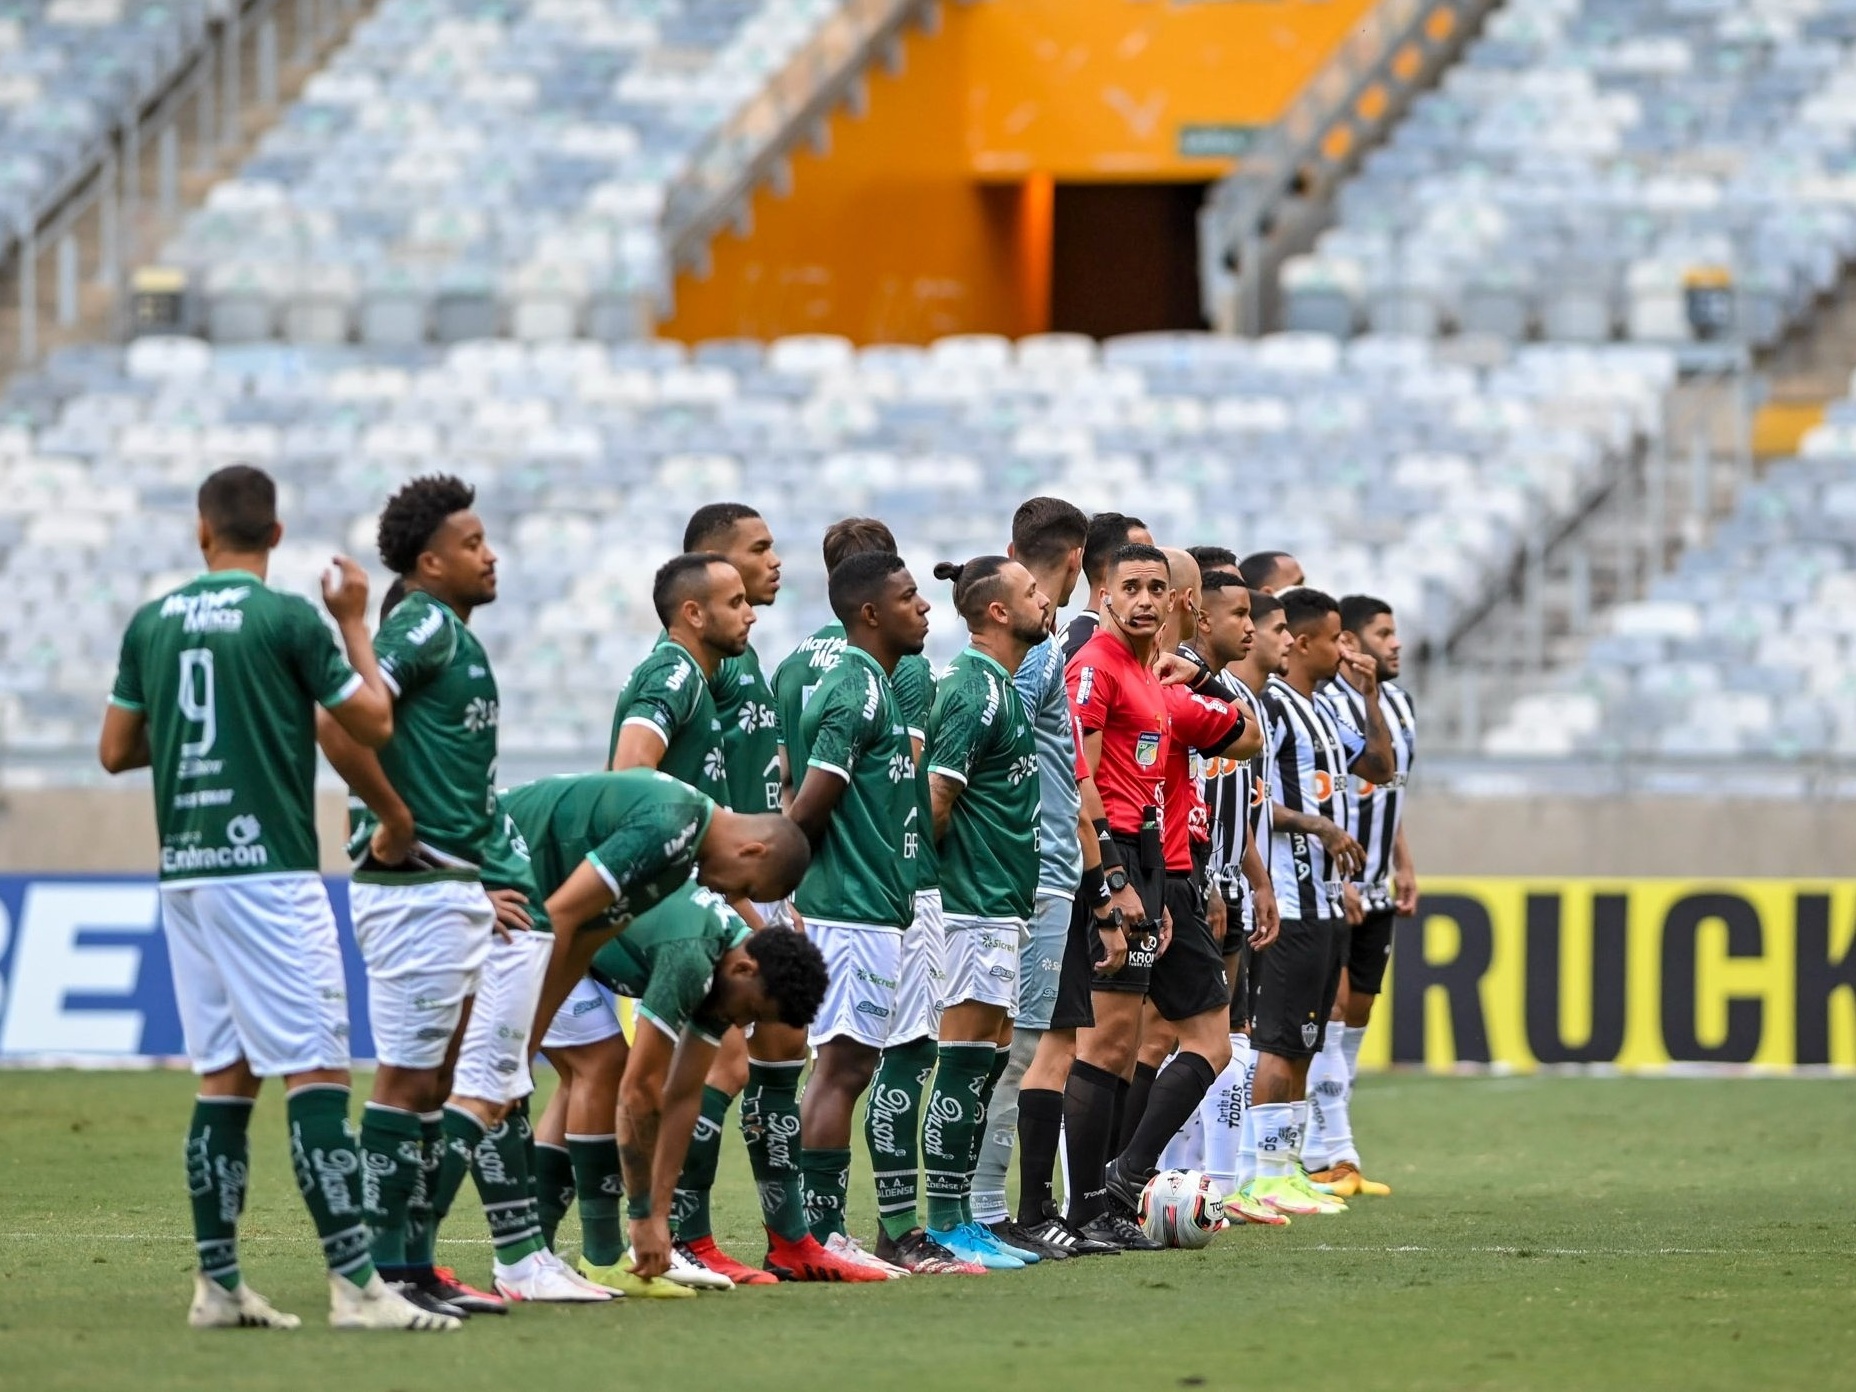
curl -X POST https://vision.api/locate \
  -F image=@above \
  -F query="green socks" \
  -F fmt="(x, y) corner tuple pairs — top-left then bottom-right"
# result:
(403, 1111), (443, 1270)
(566, 1133), (624, 1266)
(923, 1043), (994, 1232)
(535, 1142), (576, 1250)
(740, 1059), (807, 1243)
(185, 1096), (253, 1290)
(433, 1105), (486, 1227)
(286, 1085), (375, 1287)
(474, 1117), (546, 1264)
(800, 1146), (852, 1243)
(671, 1086), (733, 1242)
(361, 1103), (424, 1268)
(866, 1037), (936, 1241)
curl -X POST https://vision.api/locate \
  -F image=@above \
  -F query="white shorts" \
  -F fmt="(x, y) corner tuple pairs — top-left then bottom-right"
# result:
(541, 975), (624, 1050)
(1015, 892), (1071, 1030)
(892, 889), (945, 1044)
(350, 878), (495, 1069)
(160, 875), (352, 1076)
(752, 899), (793, 928)
(938, 913), (1026, 1014)
(453, 929), (552, 1103)
(807, 921), (903, 1050)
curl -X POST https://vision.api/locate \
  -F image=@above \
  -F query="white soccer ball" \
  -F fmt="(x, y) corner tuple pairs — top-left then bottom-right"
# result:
(1137, 1169), (1225, 1249)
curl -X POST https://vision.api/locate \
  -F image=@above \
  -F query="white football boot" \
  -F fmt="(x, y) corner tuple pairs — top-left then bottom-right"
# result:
(188, 1274), (301, 1330)
(493, 1251), (613, 1302)
(328, 1272), (461, 1331)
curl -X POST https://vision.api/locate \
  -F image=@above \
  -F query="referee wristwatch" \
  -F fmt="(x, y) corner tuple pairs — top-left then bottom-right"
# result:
(1103, 866), (1130, 897)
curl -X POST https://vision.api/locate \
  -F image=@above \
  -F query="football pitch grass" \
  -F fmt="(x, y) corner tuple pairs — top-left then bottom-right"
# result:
(3, 1072), (1851, 1392)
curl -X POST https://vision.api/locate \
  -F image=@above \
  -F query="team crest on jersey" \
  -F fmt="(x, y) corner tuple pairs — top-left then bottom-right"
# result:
(1135, 731), (1161, 767)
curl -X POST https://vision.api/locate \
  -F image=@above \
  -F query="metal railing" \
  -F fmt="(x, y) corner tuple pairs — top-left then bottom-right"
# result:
(1198, 0), (1495, 334)
(662, 0), (934, 280)
(1, 0), (366, 376)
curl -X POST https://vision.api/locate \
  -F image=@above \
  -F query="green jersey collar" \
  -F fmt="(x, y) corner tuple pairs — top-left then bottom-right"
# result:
(958, 646), (1011, 681)
(839, 644), (889, 680)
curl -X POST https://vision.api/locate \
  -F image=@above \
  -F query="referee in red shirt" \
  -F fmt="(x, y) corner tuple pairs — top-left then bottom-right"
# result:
(1057, 543), (1247, 1246)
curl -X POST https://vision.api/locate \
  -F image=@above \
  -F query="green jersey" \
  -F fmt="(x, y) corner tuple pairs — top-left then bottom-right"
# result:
(775, 620), (935, 890)
(347, 591), (499, 879)
(478, 793), (553, 934)
(712, 643), (782, 813)
(608, 637), (727, 802)
(589, 882), (749, 1044)
(771, 620), (847, 770)
(108, 569), (361, 881)
(926, 647), (1040, 921)
(498, 771), (715, 929)
(891, 651), (938, 893)
(794, 645), (916, 930)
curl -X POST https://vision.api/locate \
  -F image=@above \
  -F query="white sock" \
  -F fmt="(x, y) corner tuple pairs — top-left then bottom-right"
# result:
(1235, 1044), (1261, 1187)
(1341, 1024), (1368, 1084)
(1198, 1039), (1246, 1191)
(1288, 1100), (1309, 1172)
(1303, 1027), (1355, 1170)
(1158, 1101), (1205, 1174)
(1250, 1103), (1296, 1180)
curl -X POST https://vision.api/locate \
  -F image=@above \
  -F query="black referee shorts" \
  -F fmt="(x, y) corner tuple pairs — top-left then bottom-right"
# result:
(1148, 871), (1230, 1023)
(1249, 916), (1347, 1061)
(1050, 834), (1163, 1029)
(1348, 907), (1397, 996)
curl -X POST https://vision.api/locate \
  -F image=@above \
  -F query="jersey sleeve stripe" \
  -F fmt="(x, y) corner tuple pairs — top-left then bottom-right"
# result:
(107, 694), (144, 711)
(620, 715), (671, 745)
(806, 758), (851, 782)
(584, 851), (623, 900)
(378, 667), (402, 698)
(636, 1006), (681, 1042)
(320, 670), (365, 709)
(925, 764), (968, 785)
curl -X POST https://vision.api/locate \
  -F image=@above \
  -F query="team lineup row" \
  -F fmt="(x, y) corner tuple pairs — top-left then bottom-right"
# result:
(99, 465), (1416, 1328)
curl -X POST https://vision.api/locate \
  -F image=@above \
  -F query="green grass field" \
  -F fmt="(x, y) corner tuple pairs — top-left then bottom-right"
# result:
(3, 1071), (1851, 1392)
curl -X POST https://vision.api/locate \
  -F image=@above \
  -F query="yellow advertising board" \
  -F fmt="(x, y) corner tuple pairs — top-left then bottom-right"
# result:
(1356, 881), (1856, 1072)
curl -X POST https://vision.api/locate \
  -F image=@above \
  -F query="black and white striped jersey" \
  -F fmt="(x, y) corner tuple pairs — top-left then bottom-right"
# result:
(1184, 649), (1250, 894)
(1258, 674), (1364, 923)
(1324, 675), (1416, 907)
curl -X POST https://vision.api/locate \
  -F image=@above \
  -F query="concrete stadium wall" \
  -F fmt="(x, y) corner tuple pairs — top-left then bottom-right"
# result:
(0, 789), (1847, 877)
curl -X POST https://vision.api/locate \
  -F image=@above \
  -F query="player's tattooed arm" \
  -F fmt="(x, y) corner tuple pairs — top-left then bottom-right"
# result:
(315, 708), (416, 864)
(928, 772), (964, 844)
(618, 1025), (718, 1278)
(1270, 803), (1365, 878)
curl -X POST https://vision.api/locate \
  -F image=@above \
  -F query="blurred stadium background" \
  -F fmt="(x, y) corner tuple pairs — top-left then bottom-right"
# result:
(0, 0), (1850, 1072)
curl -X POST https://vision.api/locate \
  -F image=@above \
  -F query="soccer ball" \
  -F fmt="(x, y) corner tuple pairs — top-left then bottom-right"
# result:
(1137, 1169), (1225, 1249)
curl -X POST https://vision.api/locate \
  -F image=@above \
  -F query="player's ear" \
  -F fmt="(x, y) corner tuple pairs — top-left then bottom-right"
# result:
(196, 514), (212, 553)
(266, 519), (284, 550)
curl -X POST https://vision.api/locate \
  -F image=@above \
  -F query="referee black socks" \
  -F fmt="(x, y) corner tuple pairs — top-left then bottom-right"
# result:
(1116, 1051), (1219, 1179)
(1061, 1061), (1121, 1225)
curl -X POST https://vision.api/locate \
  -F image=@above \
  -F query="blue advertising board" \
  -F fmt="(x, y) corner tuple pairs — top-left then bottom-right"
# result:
(0, 875), (378, 1062)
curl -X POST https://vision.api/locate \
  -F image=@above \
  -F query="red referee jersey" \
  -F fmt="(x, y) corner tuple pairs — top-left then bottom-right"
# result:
(1066, 629), (1171, 839)
(1162, 684), (1244, 872)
